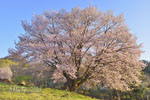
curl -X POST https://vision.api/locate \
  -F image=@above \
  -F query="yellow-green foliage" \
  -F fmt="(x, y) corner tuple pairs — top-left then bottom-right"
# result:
(0, 82), (98, 100)
(23, 64), (29, 68)
(13, 75), (32, 83)
(0, 59), (17, 68)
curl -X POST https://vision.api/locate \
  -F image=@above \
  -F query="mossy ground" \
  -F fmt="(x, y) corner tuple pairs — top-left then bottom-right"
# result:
(0, 82), (98, 100)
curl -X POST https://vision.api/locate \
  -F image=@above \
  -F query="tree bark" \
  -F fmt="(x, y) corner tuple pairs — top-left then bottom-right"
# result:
(63, 80), (79, 91)
(116, 90), (121, 100)
(62, 70), (90, 92)
(62, 71), (79, 91)
(63, 76), (87, 91)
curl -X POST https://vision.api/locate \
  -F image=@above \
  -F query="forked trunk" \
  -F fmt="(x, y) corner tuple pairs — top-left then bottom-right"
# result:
(62, 71), (88, 92)
(63, 79), (80, 92)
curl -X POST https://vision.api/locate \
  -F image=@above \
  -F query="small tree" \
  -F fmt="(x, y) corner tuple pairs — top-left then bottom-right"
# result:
(10, 6), (145, 91)
(0, 59), (16, 82)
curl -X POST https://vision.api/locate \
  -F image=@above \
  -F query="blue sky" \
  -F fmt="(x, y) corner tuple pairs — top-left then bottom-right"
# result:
(0, 0), (150, 60)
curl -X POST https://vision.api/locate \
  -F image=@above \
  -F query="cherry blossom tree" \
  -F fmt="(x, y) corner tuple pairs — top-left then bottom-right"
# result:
(10, 6), (145, 91)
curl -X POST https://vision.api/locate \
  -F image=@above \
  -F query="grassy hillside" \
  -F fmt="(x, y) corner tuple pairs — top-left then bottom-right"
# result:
(0, 82), (97, 100)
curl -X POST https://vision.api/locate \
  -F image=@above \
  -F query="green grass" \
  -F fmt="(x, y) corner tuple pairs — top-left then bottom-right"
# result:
(0, 82), (98, 100)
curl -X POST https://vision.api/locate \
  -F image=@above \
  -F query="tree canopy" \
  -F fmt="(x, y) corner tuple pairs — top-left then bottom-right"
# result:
(10, 6), (145, 91)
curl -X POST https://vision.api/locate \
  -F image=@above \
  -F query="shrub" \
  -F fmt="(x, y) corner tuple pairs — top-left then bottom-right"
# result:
(0, 59), (16, 82)
(0, 66), (12, 81)
(13, 75), (32, 85)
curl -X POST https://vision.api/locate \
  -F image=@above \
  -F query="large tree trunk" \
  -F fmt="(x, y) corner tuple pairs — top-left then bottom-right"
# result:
(62, 71), (79, 91)
(116, 90), (121, 100)
(62, 71), (89, 92)
(63, 74), (87, 92)
(63, 79), (80, 91)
